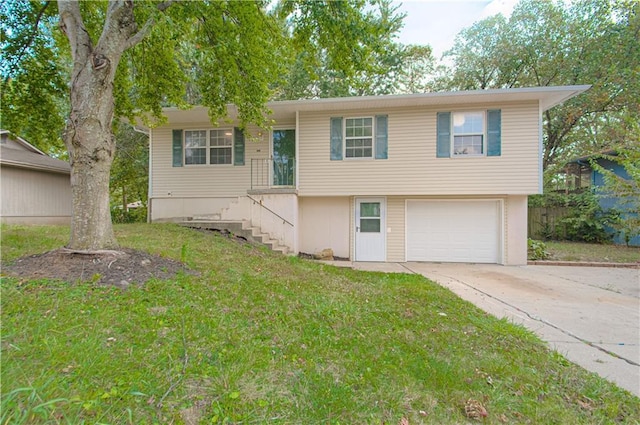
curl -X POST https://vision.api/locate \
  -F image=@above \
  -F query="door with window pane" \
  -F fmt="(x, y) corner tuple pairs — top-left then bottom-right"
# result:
(355, 198), (385, 261)
(272, 129), (295, 186)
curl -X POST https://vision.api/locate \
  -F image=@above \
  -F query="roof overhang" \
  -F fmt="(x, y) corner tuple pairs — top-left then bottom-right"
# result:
(0, 147), (71, 174)
(153, 85), (591, 128)
(0, 158), (71, 174)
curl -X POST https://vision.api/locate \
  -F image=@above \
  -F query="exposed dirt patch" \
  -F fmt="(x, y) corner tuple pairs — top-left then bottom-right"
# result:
(3, 248), (194, 288)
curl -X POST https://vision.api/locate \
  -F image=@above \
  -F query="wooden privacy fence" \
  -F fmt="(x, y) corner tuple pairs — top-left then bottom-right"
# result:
(528, 206), (572, 240)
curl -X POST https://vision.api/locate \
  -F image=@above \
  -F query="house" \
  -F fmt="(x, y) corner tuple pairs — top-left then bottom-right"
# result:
(567, 150), (639, 246)
(147, 85), (590, 265)
(0, 130), (72, 225)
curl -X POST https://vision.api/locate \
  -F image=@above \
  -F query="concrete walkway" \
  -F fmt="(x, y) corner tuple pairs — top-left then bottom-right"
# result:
(325, 261), (640, 396)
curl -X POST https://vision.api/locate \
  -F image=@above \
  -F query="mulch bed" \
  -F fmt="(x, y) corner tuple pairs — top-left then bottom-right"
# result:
(3, 248), (193, 288)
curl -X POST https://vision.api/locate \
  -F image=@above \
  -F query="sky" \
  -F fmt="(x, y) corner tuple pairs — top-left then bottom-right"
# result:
(395, 0), (519, 59)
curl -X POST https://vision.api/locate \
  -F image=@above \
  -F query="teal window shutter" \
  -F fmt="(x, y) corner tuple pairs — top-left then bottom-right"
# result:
(375, 115), (388, 159)
(436, 112), (451, 158)
(234, 127), (245, 166)
(330, 117), (343, 160)
(487, 109), (501, 156)
(172, 129), (183, 167)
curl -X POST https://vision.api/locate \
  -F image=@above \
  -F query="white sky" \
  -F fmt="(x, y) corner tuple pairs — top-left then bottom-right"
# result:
(395, 0), (519, 59)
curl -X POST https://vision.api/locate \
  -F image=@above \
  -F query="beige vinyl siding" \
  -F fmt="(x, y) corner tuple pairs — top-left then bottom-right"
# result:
(298, 197), (350, 258)
(151, 122), (294, 198)
(505, 195), (528, 265)
(1, 166), (71, 224)
(297, 101), (540, 196)
(386, 197), (405, 262)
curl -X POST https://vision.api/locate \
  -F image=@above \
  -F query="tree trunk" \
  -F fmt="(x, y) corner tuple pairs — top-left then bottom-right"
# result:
(65, 63), (118, 250)
(59, 0), (154, 250)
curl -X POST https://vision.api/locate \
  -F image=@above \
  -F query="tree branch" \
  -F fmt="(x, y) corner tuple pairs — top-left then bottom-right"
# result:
(11, 1), (51, 71)
(58, 0), (92, 63)
(124, 0), (178, 50)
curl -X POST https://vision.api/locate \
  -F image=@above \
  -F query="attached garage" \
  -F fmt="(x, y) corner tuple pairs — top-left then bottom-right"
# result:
(406, 200), (502, 263)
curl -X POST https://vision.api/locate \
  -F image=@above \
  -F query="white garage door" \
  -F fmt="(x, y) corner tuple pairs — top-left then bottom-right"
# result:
(406, 200), (501, 263)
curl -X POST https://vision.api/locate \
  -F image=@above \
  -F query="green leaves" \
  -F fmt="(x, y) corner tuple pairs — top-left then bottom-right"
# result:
(1, 1), (68, 152)
(275, 0), (410, 99)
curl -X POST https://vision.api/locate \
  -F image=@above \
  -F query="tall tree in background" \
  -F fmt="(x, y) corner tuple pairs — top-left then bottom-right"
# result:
(1, 0), (406, 251)
(274, 0), (406, 99)
(440, 0), (639, 176)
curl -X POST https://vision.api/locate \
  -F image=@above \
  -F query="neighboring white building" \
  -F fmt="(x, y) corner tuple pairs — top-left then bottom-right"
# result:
(146, 86), (589, 265)
(0, 130), (72, 225)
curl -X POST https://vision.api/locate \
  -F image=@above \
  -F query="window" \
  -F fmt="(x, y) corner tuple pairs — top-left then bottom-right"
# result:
(185, 130), (207, 165)
(345, 117), (373, 158)
(359, 202), (381, 232)
(436, 110), (501, 158)
(330, 115), (388, 161)
(184, 129), (233, 165)
(209, 129), (233, 165)
(452, 112), (484, 155)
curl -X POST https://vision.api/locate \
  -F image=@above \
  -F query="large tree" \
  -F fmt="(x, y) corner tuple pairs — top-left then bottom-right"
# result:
(438, 0), (639, 175)
(1, 0), (405, 251)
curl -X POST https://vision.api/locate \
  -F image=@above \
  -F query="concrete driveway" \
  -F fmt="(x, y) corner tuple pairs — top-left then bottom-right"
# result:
(348, 262), (640, 396)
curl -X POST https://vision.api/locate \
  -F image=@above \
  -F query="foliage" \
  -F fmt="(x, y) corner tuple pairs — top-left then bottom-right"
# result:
(591, 145), (640, 246)
(273, 0), (410, 99)
(527, 239), (550, 260)
(438, 0), (640, 174)
(275, 41), (436, 99)
(110, 122), (149, 213)
(111, 206), (147, 224)
(0, 0), (68, 154)
(529, 191), (617, 243)
(2, 224), (640, 423)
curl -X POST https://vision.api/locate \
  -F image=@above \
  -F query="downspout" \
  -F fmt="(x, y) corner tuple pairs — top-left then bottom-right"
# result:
(130, 124), (152, 222)
(538, 103), (544, 193)
(294, 109), (300, 254)
(147, 128), (153, 223)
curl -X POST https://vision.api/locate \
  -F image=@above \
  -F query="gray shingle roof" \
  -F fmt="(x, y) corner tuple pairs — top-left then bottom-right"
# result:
(0, 146), (70, 174)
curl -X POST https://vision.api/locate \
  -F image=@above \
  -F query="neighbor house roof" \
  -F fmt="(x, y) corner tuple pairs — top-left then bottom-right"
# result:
(156, 85), (591, 127)
(0, 130), (70, 174)
(569, 150), (618, 165)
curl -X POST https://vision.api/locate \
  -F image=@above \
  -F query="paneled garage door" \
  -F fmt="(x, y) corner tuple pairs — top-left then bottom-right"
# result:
(406, 200), (501, 263)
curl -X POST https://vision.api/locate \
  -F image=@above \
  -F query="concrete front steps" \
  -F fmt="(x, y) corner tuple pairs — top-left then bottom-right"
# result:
(181, 218), (289, 255)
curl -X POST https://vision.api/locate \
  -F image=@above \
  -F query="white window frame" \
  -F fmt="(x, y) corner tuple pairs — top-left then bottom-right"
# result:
(184, 129), (233, 166)
(451, 111), (486, 157)
(344, 116), (374, 159)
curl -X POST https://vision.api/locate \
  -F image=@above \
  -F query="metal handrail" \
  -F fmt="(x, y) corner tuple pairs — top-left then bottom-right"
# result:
(246, 195), (294, 227)
(251, 158), (296, 189)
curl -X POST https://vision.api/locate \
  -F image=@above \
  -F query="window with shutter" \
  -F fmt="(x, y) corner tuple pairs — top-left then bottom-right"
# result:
(436, 110), (501, 158)
(330, 116), (389, 160)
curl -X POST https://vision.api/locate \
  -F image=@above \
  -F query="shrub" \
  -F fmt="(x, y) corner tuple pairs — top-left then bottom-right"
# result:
(529, 192), (615, 243)
(111, 207), (147, 224)
(527, 239), (549, 260)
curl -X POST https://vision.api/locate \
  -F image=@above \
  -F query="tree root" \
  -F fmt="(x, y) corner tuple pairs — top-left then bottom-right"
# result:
(60, 248), (126, 256)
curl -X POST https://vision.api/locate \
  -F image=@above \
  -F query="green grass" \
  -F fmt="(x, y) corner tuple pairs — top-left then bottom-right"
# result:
(2, 224), (639, 424)
(543, 240), (640, 263)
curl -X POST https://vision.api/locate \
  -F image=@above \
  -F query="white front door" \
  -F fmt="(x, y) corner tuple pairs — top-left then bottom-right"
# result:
(355, 198), (386, 261)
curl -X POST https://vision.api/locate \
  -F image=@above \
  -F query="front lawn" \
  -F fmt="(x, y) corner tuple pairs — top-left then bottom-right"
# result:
(2, 224), (639, 424)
